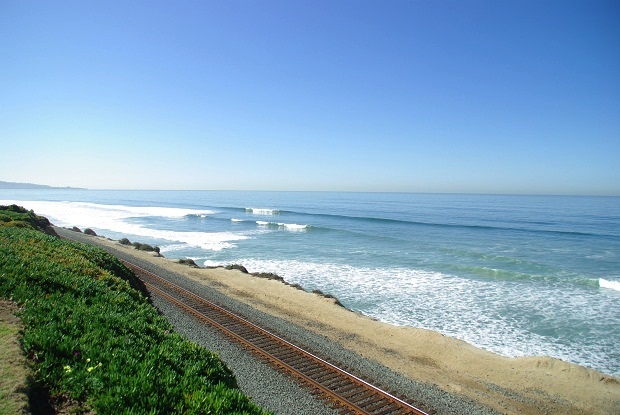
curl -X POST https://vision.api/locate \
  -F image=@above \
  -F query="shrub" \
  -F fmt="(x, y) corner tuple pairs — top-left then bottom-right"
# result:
(121, 239), (159, 253)
(132, 242), (155, 251)
(252, 272), (284, 282)
(312, 289), (345, 308)
(0, 204), (51, 231)
(138, 243), (156, 252)
(0, 212), (269, 414)
(178, 258), (198, 267)
(225, 264), (249, 274)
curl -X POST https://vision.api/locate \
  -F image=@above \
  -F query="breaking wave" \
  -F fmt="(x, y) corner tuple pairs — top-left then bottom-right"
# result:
(256, 221), (309, 231)
(245, 208), (281, 215)
(599, 278), (620, 292)
(0, 200), (243, 251)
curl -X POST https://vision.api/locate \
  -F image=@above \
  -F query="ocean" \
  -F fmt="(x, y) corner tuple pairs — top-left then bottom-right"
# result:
(2, 190), (619, 376)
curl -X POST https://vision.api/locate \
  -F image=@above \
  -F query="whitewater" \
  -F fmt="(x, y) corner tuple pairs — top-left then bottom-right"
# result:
(2, 190), (619, 376)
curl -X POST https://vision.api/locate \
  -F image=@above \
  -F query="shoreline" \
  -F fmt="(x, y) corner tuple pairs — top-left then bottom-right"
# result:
(61, 229), (620, 415)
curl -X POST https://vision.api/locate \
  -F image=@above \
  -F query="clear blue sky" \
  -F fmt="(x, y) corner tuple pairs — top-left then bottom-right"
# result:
(1, 0), (619, 194)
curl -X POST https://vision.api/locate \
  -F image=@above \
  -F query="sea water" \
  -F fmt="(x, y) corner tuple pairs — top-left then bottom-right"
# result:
(2, 190), (619, 376)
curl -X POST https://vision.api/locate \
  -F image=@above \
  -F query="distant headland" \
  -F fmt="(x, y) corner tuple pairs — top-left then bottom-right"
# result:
(0, 180), (85, 190)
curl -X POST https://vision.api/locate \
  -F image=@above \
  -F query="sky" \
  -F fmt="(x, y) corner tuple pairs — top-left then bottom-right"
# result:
(1, 0), (619, 195)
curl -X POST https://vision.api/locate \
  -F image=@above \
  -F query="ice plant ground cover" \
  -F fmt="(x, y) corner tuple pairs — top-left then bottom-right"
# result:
(0, 205), (269, 414)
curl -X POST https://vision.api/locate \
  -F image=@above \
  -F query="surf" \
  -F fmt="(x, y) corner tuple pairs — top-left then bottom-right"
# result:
(256, 221), (309, 231)
(599, 278), (620, 292)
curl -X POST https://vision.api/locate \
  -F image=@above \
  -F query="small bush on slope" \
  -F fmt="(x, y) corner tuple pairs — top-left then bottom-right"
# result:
(0, 205), (50, 231)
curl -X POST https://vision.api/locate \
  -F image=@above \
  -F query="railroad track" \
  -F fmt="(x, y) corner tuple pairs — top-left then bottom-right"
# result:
(122, 259), (433, 415)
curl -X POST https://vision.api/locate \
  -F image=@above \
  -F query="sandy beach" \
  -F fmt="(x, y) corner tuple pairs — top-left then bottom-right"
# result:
(73, 233), (620, 415)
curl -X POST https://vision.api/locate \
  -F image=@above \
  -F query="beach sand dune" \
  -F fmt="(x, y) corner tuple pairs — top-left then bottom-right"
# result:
(73, 234), (620, 415)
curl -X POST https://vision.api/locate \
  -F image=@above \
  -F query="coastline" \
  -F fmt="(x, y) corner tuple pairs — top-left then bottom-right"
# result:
(63, 230), (620, 415)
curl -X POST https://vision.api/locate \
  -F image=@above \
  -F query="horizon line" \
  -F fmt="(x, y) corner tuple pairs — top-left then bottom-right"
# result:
(3, 187), (619, 198)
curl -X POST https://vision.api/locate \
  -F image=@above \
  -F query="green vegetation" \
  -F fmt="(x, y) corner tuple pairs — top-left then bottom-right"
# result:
(311, 290), (345, 308)
(132, 241), (160, 253)
(0, 206), (268, 414)
(117, 237), (160, 254)
(252, 272), (284, 282)
(0, 204), (51, 231)
(178, 258), (199, 267)
(220, 264), (283, 282)
(224, 264), (249, 274)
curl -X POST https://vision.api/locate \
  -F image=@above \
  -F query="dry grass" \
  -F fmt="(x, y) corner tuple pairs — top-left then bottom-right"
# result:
(0, 300), (29, 415)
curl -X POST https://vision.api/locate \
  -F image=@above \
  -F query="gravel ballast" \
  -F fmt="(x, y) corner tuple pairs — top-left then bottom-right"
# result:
(55, 227), (500, 415)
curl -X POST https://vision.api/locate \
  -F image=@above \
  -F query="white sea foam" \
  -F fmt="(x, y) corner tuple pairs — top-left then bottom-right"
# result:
(599, 278), (620, 292)
(158, 244), (189, 253)
(1, 200), (214, 223)
(206, 257), (617, 374)
(231, 218), (244, 222)
(0, 200), (245, 251)
(255, 221), (308, 231)
(4, 195), (619, 376)
(280, 223), (308, 231)
(245, 208), (280, 215)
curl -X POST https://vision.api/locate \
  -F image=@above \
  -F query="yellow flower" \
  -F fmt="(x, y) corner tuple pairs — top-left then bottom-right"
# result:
(63, 365), (72, 373)
(87, 362), (102, 372)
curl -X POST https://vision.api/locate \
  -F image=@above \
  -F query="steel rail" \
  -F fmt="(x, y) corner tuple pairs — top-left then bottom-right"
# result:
(122, 259), (432, 415)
